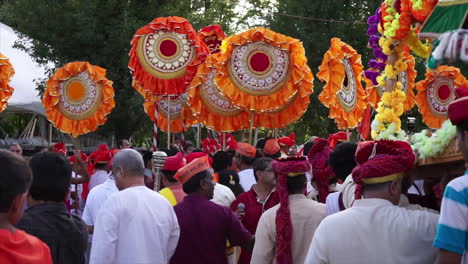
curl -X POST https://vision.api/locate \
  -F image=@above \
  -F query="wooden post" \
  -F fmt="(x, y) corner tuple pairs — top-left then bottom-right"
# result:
(248, 111), (255, 145)
(167, 97), (171, 149)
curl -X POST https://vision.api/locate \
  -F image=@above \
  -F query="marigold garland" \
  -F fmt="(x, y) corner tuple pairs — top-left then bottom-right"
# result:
(0, 53), (15, 112)
(42, 62), (115, 138)
(411, 120), (457, 159)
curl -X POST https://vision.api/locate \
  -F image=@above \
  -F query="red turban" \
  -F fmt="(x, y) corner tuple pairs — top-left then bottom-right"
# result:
(236, 142), (256, 158)
(162, 152), (186, 171)
(278, 133), (295, 147)
(185, 152), (213, 165)
(352, 140), (415, 199)
(308, 139), (335, 203)
(272, 156), (310, 264)
(52, 142), (66, 155)
(448, 86), (468, 125)
(202, 138), (220, 155)
(263, 138), (280, 155)
(69, 151), (87, 164)
(327, 131), (349, 148)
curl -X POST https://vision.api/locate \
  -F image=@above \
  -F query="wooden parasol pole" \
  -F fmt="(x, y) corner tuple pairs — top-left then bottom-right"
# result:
(248, 111), (255, 145)
(167, 97), (171, 149)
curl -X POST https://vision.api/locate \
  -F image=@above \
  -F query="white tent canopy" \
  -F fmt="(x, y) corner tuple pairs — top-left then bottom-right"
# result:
(0, 22), (48, 115)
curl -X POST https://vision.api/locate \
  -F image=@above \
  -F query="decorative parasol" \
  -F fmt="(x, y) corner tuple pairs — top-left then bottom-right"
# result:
(129, 16), (209, 97)
(419, 0), (468, 38)
(134, 81), (195, 133)
(366, 51), (417, 111)
(0, 53), (14, 112)
(42, 62), (115, 138)
(188, 53), (250, 132)
(214, 27), (314, 113)
(198, 25), (227, 54)
(415, 65), (468, 128)
(317, 38), (367, 130)
(254, 93), (310, 129)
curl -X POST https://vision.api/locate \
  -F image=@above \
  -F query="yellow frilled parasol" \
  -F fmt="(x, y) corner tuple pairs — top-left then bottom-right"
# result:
(318, 38), (367, 130)
(213, 27), (314, 113)
(188, 53), (250, 132)
(129, 16), (209, 97)
(133, 81), (195, 132)
(42, 62), (115, 138)
(416, 65), (468, 129)
(0, 53), (14, 112)
(366, 51), (417, 112)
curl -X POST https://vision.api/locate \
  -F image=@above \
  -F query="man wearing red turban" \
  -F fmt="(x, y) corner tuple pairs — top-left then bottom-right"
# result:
(305, 140), (439, 264)
(159, 152), (186, 206)
(278, 133), (295, 157)
(434, 86), (468, 264)
(251, 157), (326, 264)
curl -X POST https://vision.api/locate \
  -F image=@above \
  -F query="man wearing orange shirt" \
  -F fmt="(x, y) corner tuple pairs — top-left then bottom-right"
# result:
(0, 149), (52, 263)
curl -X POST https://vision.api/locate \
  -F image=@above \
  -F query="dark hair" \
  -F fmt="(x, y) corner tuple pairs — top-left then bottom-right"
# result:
(253, 157), (273, 181)
(265, 151), (281, 159)
(29, 152), (72, 202)
(182, 170), (210, 194)
(457, 120), (468, 140)
(94, 163), (107, 170)
(162, 169), (177, 183)
(287, 174), (306, 194)
(328, 142), (358, 182)
(255, 137), (268, 149)
(191, 148), (204, 153)
(363, 181), (391, 193)
(212, 151), (232, 172)
(142, 150), (153, 165)
(183, 143), (194, 152)
(236, 153), (255, 166)
(303, 141), (315, 156)
(218, 169), (244, 197)
(0, 150), (32, 212)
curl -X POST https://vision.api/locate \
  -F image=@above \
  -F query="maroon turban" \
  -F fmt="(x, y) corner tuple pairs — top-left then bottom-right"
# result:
(308, 138), (335, 203)
(272, 156), (310, 264)
(352, 140), (415, 199)
(448, 86), (468, 125)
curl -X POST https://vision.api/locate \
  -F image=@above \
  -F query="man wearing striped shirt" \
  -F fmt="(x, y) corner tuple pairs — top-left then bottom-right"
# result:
(434, 86), (468, 264)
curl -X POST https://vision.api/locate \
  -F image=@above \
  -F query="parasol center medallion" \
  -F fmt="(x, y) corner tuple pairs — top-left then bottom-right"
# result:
(67, 81), (86, 101)
(159, 39), (178, 58)
(337, 58), (357, 112)
(437, 84), (450, 101)
(248, 51), (271, 74)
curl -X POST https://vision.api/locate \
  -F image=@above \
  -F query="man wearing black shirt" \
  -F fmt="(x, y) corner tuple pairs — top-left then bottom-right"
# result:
(17, 151), (88, 264)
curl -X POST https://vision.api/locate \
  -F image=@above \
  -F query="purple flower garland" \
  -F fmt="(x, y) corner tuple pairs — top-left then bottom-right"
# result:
(365, 8), (388, 85)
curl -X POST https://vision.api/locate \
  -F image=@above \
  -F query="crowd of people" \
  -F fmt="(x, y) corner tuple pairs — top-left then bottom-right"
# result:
(1, 88), (468, 264)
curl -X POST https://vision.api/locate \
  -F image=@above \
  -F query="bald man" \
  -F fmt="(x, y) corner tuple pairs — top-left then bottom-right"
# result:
(89, 149), (180, 264)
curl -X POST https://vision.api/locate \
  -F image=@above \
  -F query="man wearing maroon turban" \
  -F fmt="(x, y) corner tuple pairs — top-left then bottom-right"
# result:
(305, 140), (439, 264)
(251, 157), (326, 264)
(434, 86), (468, 264)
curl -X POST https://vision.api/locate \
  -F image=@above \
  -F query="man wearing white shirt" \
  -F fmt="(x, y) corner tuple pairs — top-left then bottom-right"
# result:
(90, 149), (180, 264)
(89, 148), (111, 190)
(305, 140), (439, 264)
(235, 143), (257, 191)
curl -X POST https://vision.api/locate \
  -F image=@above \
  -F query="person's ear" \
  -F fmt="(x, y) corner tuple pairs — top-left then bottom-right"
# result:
(388, 179), (401, 196)
(199, 178), (207, 192)
(9, 192), (27, 225)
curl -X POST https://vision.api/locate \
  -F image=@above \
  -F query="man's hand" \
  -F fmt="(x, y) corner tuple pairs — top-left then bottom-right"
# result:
(235, 208), (245, 220)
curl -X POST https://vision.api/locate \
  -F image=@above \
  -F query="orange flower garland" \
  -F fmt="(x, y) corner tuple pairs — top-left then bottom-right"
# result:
(0, 53), (15, 112)
(416, 66), (468, 129)
(42, 62), (115, 137)
(214, 27), (314, 112)
(318, 38), (367, 129)
(366, 52), (417, 111)
(187, 53), (250, 132)
(129, 16), (209, 96)
(133, 81), (194, 132)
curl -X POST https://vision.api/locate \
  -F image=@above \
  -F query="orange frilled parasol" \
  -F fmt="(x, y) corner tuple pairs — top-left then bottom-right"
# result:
(134, 81), (195, 132)
(42, 62), (115, 138)
(188, 53), (250, 132)
(317, 38), (367, 130)
(129, 16), (210, 97)
(198, 25), (227, 54)
(0, 53), (14, 112)
(254, 93), (310, 129)
(366, 52), (417, 112)
(415, 65), (468, 129)
(214, 27), (314, 113)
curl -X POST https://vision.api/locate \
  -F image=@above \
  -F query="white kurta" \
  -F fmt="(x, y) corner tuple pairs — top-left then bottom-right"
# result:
(238, 168), (256, 192)
(211, 183), (236, 207)
(251, 194), (326, 264)
(90, 186), (180, 264)
(89, 170), (109, 190)
(82, 177), (119, 227)
(305, 198), (439, 264)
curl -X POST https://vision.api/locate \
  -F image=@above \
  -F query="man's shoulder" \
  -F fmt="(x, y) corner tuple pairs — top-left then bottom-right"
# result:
(446, 174), (468, 194)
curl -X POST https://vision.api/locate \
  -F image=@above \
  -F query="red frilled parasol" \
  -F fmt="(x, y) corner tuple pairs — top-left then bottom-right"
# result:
(129, 16), (210, 96)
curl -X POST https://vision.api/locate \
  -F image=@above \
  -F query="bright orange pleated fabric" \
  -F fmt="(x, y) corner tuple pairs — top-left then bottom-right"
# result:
(415, 65), (468, 128)
(42, 62), (115, 137)
(0, 53), (14, 112)
(318, 38), (367, 129)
